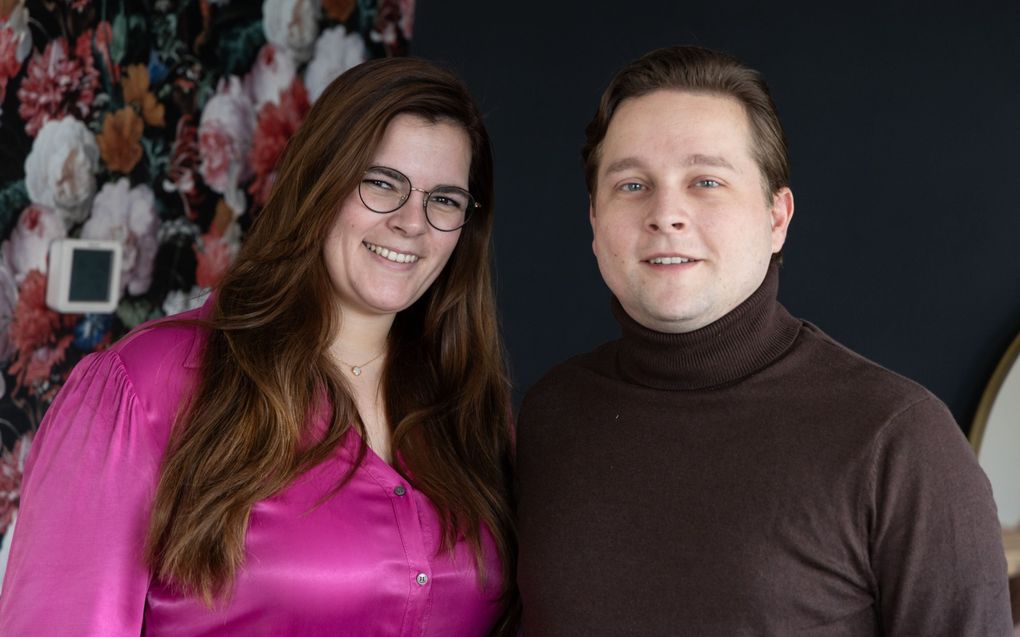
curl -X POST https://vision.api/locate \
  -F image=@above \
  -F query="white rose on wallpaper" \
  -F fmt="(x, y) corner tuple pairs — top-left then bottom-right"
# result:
(2, 1), (33, 64)
(5, 205), (67, 283)
(162, 285), (210, 316)
(245, 43), (296, 109)
(0, 250), (18, 366)
(304, 25), (367, 103)
(198, 76), (255, 216)
(263, 0), (321, 64)
(24, 117), (99, 226)
(81, 179), (158, 297)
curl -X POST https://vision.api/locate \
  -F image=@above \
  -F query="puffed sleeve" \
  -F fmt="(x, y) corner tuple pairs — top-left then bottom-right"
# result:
(0, 348), (166, 636)
(870, 396), (1014, 636)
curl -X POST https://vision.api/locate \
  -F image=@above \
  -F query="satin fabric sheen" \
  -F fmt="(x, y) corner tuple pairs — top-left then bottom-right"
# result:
(0, 308), (503, 636)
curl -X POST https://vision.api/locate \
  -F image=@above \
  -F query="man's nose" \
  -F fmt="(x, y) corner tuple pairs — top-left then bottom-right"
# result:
(645, 188), (690, 232)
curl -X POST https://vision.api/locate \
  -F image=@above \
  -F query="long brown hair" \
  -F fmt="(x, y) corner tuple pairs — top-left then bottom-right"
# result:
(144, 57), (517, 626)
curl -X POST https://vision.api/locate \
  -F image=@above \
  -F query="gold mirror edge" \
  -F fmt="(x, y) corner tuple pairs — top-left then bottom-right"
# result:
(970, 329), (1020, 455)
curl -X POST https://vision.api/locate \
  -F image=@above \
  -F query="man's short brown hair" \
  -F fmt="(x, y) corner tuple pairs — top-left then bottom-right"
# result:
(582, 46), (790, 202)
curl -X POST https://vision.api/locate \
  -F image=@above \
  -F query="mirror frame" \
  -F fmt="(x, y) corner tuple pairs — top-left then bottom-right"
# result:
(970, 330), (1020, 454)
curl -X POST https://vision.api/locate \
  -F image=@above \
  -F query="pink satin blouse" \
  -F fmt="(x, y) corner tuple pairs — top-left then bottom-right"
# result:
(0, 309), (503, 636)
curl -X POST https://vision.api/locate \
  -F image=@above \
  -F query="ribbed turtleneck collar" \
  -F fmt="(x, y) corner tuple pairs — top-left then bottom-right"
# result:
(613, 264), (801, 391)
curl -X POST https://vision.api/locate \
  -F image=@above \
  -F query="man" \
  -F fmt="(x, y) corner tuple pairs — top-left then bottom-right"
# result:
(515, 46), (1012, 636)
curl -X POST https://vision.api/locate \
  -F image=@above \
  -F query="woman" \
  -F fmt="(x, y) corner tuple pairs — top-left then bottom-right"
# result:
(0, 57), (517, 636)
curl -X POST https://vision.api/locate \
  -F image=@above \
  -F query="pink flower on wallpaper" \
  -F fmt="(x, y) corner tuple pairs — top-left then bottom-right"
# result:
(0, 1), (33, 119)
(163, 115), (201, 218)
(0, 29), (22, 81)
(249, 79), (309, 206)
(0, 1), (32, 71)
(24, 117), (99, 226)
(304, 24), (366, 102)
(245, 43), (296, 110)
(198, 76), (256, 216)
(0, 434), (31, 533)
(17, 32), (100, 137)
(5, 204), (68, 284)
(195, 217), (241, 289)
(370, 0), (413, 55)
(6, 271), (75, 397)
(9, 335), (74, 398)
(81, 178), (158, 297)
(9, 271), (60, 354)
(262, 0), (321, 64)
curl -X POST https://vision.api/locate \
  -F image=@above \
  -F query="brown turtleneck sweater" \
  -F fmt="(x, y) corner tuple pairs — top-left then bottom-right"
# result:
(516, 267), (1012, 636)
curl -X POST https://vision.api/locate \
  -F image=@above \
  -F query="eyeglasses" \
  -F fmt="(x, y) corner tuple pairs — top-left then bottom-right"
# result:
(358, 166), (478, 232)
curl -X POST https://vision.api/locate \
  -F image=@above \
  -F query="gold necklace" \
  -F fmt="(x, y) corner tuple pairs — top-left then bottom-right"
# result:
(337, 350), (386, 376)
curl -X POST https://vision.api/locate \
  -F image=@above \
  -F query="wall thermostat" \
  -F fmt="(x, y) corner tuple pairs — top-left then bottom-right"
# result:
(45, 238), (123, 314)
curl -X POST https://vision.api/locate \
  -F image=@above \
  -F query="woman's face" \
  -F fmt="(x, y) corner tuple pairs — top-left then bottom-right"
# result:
(324, 113), (471, 321)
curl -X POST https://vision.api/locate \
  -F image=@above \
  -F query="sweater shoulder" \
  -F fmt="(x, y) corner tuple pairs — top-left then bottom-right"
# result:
(790, 320), (938, 412)
(520, 340), (621, 415)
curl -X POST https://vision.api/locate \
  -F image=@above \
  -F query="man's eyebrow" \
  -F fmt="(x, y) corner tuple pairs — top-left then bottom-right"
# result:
(602, 157), (647, 176)
(602, 154), (735, 176)
(685, 153), (735, 170)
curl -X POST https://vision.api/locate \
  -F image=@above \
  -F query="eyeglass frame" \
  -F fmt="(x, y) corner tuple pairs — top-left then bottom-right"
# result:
(357, 165), (480, 232)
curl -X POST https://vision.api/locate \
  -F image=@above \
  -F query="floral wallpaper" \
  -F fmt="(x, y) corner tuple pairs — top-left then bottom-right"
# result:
(0, 0), (414, 573)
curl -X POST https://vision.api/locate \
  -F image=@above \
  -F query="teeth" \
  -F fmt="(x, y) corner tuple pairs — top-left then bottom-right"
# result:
(364, 242), (419, 264)
(649, 256), (691, 265)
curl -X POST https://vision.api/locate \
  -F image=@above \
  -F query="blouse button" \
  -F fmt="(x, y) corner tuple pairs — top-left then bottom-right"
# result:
(416, 572), (429, 586)
(394, 485), (407, 496)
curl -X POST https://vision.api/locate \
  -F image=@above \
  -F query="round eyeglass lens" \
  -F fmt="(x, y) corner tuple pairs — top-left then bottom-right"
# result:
(360, 167), (409, 213)
(358, 166), (476, 232)
(424, 186), (474, 231)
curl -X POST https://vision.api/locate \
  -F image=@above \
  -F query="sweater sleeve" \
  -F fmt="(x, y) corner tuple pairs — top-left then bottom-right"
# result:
(0, 349), (164, 636)
(869, 395), (1013, 637)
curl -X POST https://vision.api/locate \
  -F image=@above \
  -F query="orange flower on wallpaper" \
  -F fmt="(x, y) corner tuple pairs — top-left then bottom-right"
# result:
(323, 0), (356, 21)
(97, 107), (144, 173)
(122, 64), (165, 126)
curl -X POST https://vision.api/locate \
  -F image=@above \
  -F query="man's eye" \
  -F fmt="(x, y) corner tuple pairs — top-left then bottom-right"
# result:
(695, 179), (721, 188)
(620, 182), (645, 192)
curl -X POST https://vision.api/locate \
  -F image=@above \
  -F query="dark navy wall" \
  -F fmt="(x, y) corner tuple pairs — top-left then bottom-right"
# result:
(413, 2), (1020, 431)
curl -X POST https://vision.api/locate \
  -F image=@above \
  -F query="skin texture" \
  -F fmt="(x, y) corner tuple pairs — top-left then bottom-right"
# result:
(324, 113), (470, 323)
(590, 90), (795, 334)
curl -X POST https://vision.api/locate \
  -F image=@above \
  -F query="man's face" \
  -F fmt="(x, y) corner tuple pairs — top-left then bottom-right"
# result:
(590, 90), (794, 333)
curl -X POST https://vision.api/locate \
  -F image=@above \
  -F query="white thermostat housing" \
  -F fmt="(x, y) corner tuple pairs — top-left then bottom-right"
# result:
(45, 238), (123, 314)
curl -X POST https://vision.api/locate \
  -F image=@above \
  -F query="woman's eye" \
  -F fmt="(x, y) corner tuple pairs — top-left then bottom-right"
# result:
(429, 195), (464, 211)
(695, 179), (721, 188)
(365, 178), (395, 190)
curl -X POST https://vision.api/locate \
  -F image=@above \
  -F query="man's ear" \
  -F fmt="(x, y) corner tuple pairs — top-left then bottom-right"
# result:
(769, 187), (794, 253)
(589, 197), (598, 254)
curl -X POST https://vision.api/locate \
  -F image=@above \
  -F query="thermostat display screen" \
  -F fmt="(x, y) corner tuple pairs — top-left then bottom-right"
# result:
(68, 249), (114, 302)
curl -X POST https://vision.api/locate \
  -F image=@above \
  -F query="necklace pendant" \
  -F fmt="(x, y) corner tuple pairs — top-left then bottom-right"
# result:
(351, 366), (362, 376)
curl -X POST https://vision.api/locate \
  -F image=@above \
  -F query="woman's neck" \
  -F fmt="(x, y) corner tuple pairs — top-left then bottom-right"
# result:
(328, 309), (394, 368)
(328, 308), (395, 463)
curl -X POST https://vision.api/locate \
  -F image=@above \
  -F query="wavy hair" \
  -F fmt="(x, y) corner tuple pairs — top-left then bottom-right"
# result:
(144, 57), (517, 631)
